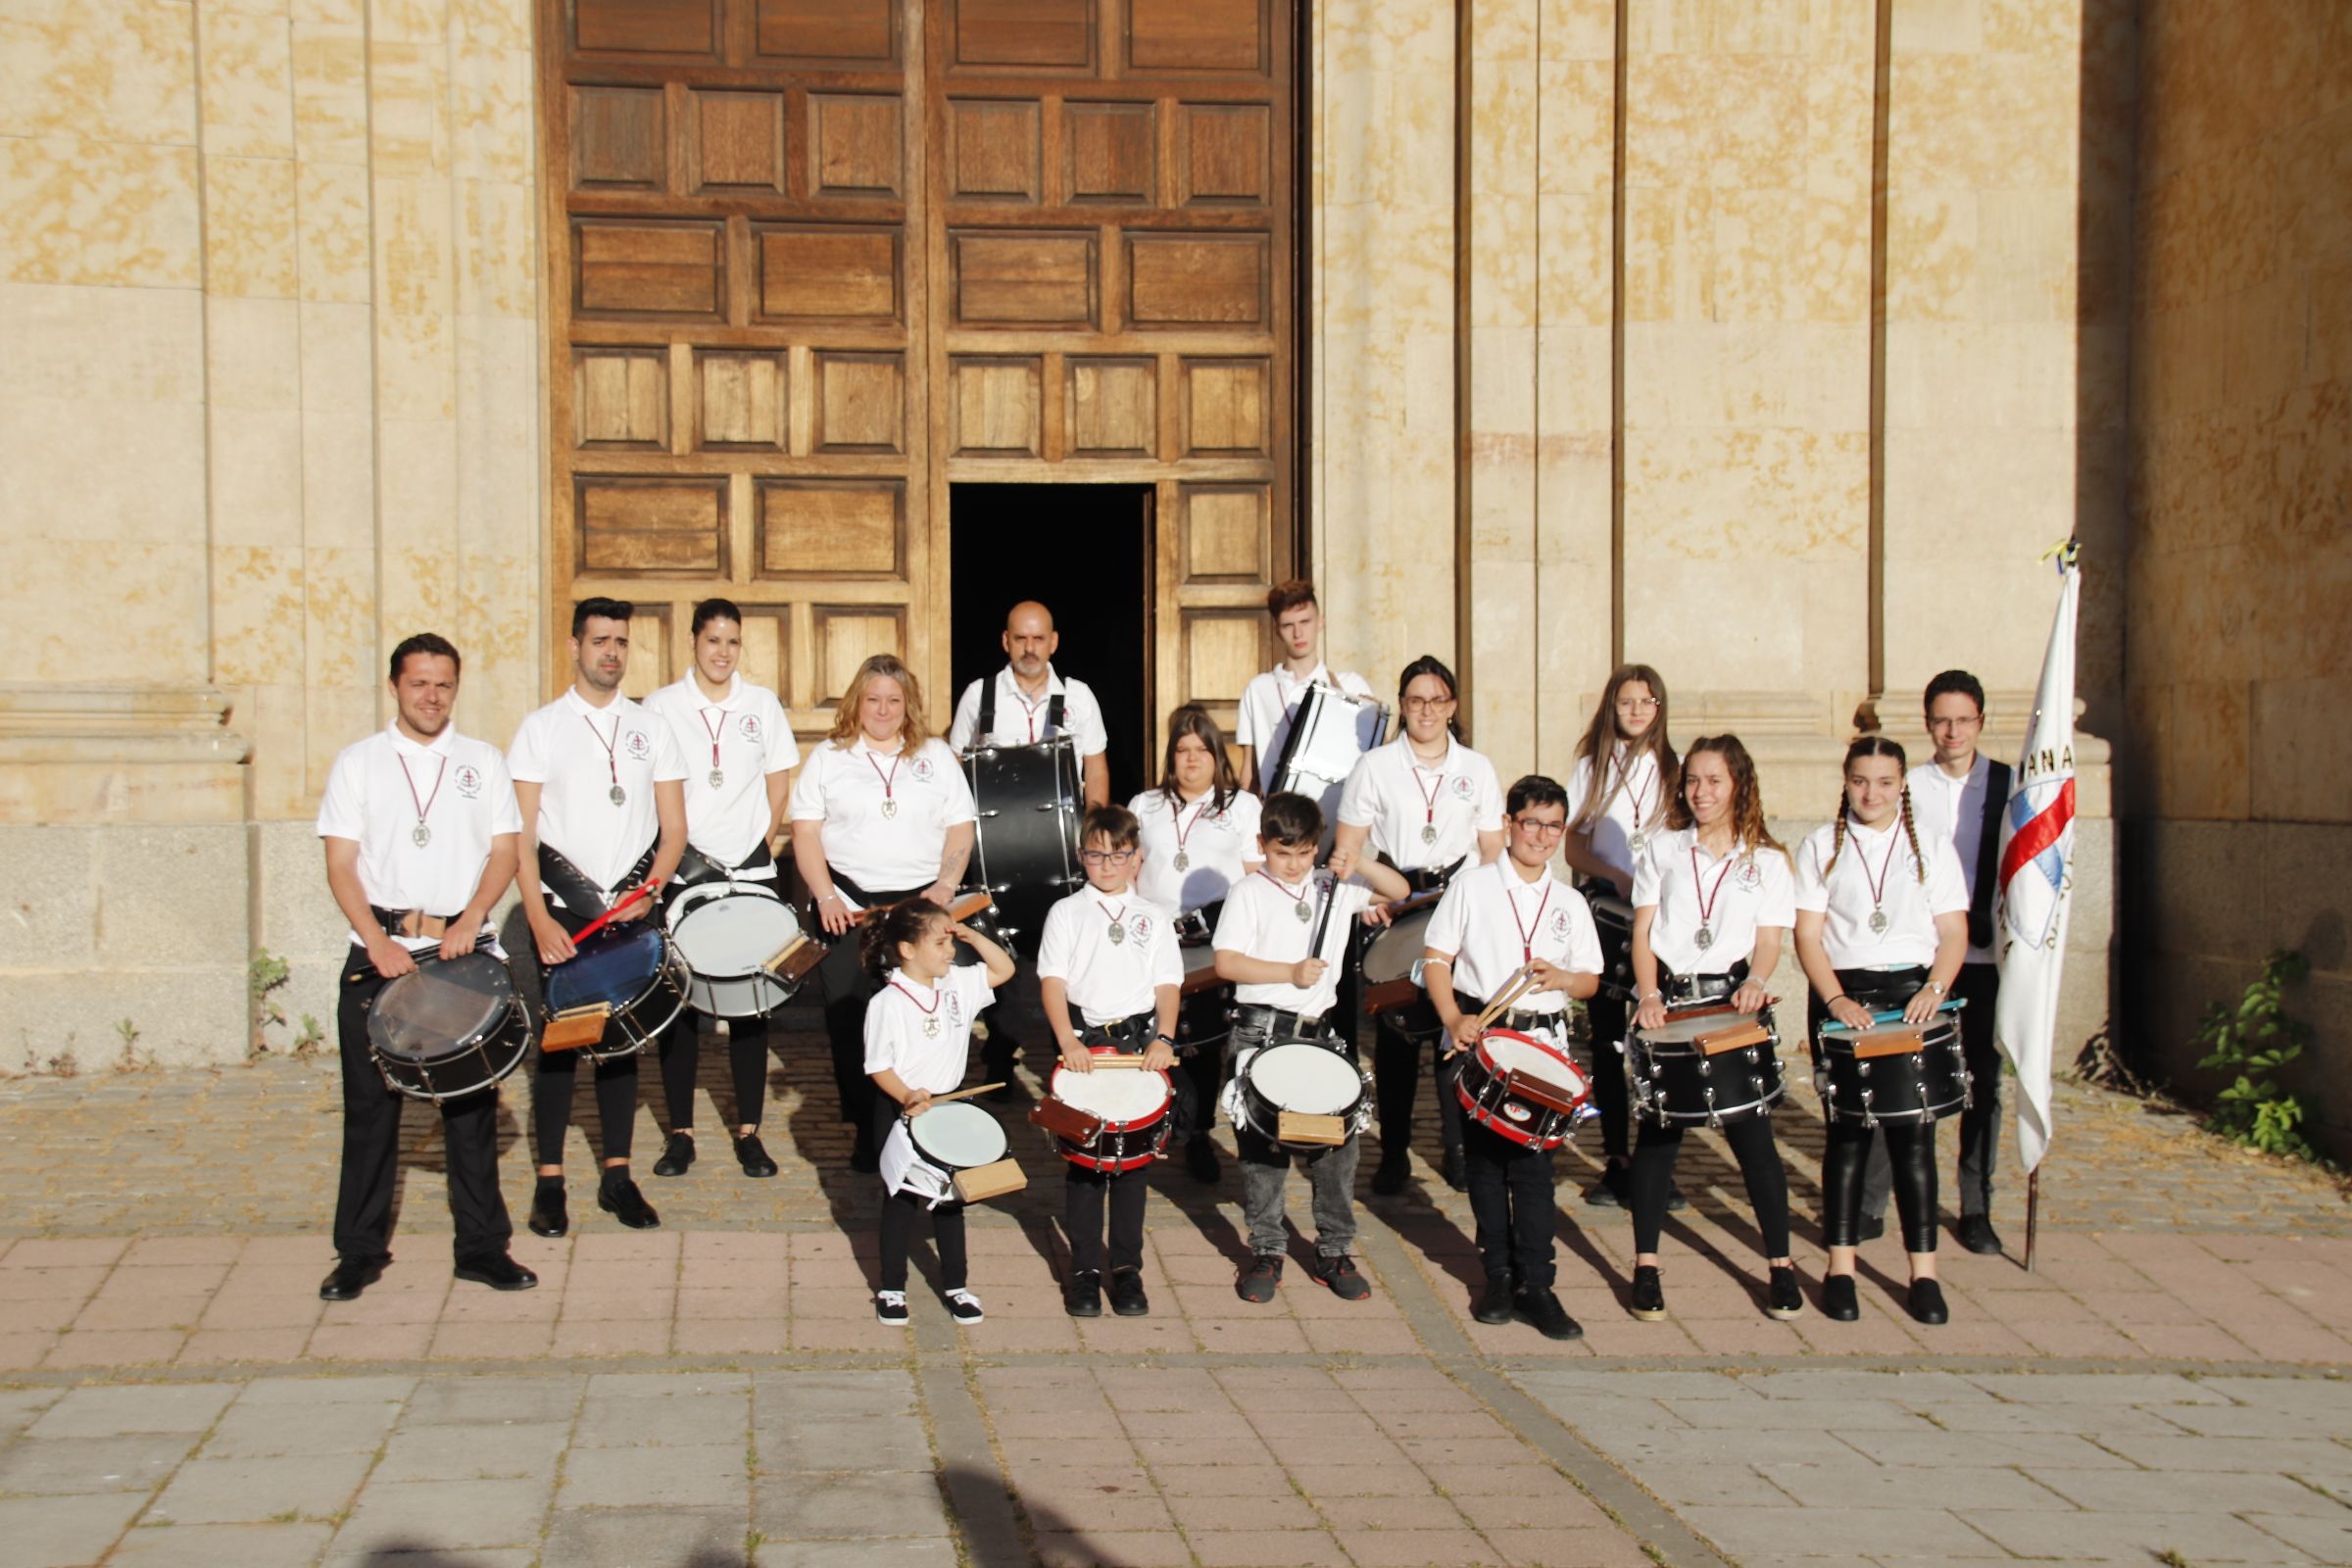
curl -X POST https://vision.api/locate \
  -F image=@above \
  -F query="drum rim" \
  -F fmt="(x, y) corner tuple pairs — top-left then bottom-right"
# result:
(671, 890), (802, 977)
(909, 1101), (1010, 1165)
(368, 953), (517, 1060)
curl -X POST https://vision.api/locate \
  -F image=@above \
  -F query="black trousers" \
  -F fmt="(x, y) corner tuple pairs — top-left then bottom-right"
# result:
(1174, 981), (1229, 1142)
(1628, 1116), (1790, 1257)
(819, 884), (928, 1140)
(1587, 990), (1633, 1164)
(1463, 1121), (1557, 1288)
(1951, 961), (2002, 1217)
(1374, 1000), (1467, 1159)
(870, 1099), (967, 1292)
(335, 946), (513, 1264)
(1809, 965), (1938, 1251)
(1064, 1164), (1149, 1277)
(657, 1013), (769, 1133)
(528, 905), (641, 1169)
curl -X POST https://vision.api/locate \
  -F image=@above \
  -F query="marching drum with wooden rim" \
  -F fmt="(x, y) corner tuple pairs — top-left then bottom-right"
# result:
(1813, 1002), (1970, 1128)
(1630, 1004), (1785, 1128)
(1453, 1028), (1592, 1151)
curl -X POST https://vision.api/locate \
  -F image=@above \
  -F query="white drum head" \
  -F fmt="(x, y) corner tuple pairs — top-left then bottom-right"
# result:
(1249, 1043), (1361, 1113)
(672, 888), (800, 978)
(1053, 1066), (1171, 1122)
(1480, 1032), (1580, 1091)
(909, 1102), (1008, 1168)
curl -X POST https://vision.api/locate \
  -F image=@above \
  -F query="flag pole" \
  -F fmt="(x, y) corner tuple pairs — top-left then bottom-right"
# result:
(2024, 1168), (2040, 1272)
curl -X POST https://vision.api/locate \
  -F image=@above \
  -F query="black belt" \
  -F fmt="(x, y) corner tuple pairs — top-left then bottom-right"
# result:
(1173, 900), (1226, 947)
(1834, 965), (1929, 1010)
(1452, 991), (1561, 1036)
(1659, 960), (1751, 1004)
(1078, 1010), (1158, 1052)
(1230, 1003), (1327, 1038)
(368, 906), (465, 940)
(1377, 854), (1465, 896)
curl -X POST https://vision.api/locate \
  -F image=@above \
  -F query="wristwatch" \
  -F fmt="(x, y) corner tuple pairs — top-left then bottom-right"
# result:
(1153, 1032), (1177, 1049)
(1925, 979), (1948, 996)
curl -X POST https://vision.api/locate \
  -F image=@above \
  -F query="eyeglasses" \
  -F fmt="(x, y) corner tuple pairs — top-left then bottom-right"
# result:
(1615, 696), (1659, 711)
(1080, 849), (1138, 864)
(1401, 695), (1455, 712)
(1511, 819), (1569, 835)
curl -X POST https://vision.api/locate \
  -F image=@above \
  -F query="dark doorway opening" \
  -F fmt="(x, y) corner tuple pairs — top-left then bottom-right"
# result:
(948, 483), (1154, 804)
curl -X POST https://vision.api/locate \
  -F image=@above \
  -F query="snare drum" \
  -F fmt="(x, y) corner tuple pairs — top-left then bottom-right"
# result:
(1814, 1006), (1969, 1127)
(1454, 1028), (1592, 1151)
(366, 950), (531, 1102)
(884, 1100), (1025, 1206)
(1582, 887), (1637, 1000)
(1360, 892), (1443, 1016)
(665, 881), (803, 1017)
(1226, 1039), (1372, 1150)
(1630, 1006), (1785, 1127)
(1035, 1062), (1175, 1173)
(960, 737), (1084, 949)
(542, 922), (690, 1061)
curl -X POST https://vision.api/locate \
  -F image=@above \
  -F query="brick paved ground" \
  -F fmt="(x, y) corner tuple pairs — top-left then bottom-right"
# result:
(1, 1000), (2347, 1565)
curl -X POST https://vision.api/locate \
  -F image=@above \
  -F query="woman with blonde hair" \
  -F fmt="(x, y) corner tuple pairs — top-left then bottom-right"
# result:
(789, 654), (978, 1170)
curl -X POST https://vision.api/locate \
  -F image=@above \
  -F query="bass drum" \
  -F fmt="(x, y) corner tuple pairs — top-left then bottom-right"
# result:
(959, 737), (1083, 954)
(1267, 684), (1387, 852)
(367, 950), (531, 1102)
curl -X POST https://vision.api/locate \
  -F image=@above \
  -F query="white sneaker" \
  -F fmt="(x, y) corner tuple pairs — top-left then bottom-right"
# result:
(875, 1290), (909, 1325)
(945, 1288), (985, 1325)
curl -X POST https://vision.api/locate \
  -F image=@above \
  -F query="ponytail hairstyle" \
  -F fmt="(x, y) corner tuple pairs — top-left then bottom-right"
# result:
(1569, 663), (1679, 835)
(1824, 734), (1919, 880)
(1665, 734), (1786, 861)
(1392, 654), (1465, 744)
(858, 898), (950, 979)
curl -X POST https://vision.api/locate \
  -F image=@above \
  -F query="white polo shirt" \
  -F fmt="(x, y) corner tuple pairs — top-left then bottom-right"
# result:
(508, 688), (688, 897)
(1423, 858), (1601, 1015)
(1337, 736), (1504, 874)
(1130, 786), (1262, 914)
(946, 664), (1108, 757)
(643, 673), (799, 878)
(1908, 756), (1996, 965)
(1632, 827), (1795, 977)
(1793, 817), (1969, 970)
(863, 963), (996, 1095)
(318, 722), (522, 950)
(1036, 888), (1183, 1026)
(788, 735), (977, 905)
(1235, 662), (1376, 791)
(1566, 747), (1671, 879)
(1211, 869), (1371, 1016)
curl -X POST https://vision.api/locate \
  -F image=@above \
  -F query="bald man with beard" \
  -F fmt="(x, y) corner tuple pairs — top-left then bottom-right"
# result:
(947, 600), (1111, 809)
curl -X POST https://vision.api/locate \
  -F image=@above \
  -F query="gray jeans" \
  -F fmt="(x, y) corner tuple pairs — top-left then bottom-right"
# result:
(1230, 1011), (1361, 1256)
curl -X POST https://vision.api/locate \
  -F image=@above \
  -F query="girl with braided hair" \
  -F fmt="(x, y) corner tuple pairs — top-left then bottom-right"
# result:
(1793, 736), (1969, 1325)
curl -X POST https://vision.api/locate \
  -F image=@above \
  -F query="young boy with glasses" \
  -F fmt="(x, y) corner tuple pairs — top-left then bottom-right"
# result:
(1037, 804), (1183, 1317)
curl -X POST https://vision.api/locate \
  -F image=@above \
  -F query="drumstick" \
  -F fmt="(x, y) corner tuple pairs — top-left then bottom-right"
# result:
(910, 1082), (1005, 1111)
(1306, 869), (1340, 956)
(1439, 965), (1539, 1057)
(567, 879), (661, 948)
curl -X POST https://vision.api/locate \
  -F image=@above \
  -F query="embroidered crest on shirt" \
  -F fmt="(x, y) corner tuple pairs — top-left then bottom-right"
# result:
(1448, 774), (1474, 800)
(623, 728), (653, 761)
(1129, 913), (1154, 946)
(1549, 908), (1571, 937)
(1735, 856), (1763, 891)
(909, 756), (936, 784)
(738, 713), (762, 742)
(454, 764), (482, 798)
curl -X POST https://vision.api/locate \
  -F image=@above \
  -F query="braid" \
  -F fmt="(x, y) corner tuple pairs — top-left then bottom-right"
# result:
(1824, 788), (1849, 878)
(1899, 784), (1926, 885)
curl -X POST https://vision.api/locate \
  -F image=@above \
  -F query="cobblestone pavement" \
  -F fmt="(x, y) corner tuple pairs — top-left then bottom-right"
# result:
(1, 1004), (2347, 1565)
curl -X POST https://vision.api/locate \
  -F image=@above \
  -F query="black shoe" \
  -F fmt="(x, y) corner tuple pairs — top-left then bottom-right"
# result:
(527, 1185), (568, 1239)
(318, 1258), (383, 1301)
(1583, 1165), (1628, 1207)
(1516, 1287), (1585, 1341)
(1767, 1264), (1804, 1320)
(1064, 1270), (1103, 1318)
(1472, 1277), (1515, 1325)
(454, 1253), (539, 1292)
(597, 1175), (661, 1230)
(1185, 1136), (1221, 1184)
(1823, 1274), (1860, 1321)
(874, 1290), (909, 1326)
(734, 1132), (778, 1179)
(1441, 1146), (1468, 1193)
(1630, 1265), (1666, 1322)
(1664, 1182), (1690, 1213)
(1237, 1253), (1284, 1303)
(1908, 1278), (1949, 1325)
(1857, 1214), (1886, 1244)
(653, 1131), (696, 1178)
(1307, 1253), (1372, 1301)
(1108, 1268), (1150, 1317)
(1956, 1214), (2003, 1255)
(1371, 1152), (1410, 1196)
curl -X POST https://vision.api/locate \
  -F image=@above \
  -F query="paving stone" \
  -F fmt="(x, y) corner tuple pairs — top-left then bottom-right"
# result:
(753, 1468), (950, 1539)
(1964, 1371), (2230, 1405)
(202, 1396), (401, 1458)
(753, 1539), (960, 1568)
(234, 1375), (417, 1407)
(544, 1505), (747, 1563)
(2093, 1435), (2352, 1475)
(324, 1552), (534, 1568)
(370, 1422), (570, 1485)
(2241, 1511), (2352, 1561)
(1754, 1459), (2068, 1511)
(108, 1520), (336, 1566)
(756, 1417), (933, 1474)
(334, 1477), (550, 1551)
(1681, 1503), (2012, 1559)
(1968, 1507), (2324, 1561)
(0, 1433), (195, 1495)
(1033, 1529), (1195, 1567)
(27, 1382), (239, 1438)
(146, 1452), (375, 1525)
(403, 1375), (582, 1427)
(0, 1492), (147, 1568)
(2035, 1467), (2348, 1516)
(560, 1442), (749, 1510)
(571, 1393), (748, 1449)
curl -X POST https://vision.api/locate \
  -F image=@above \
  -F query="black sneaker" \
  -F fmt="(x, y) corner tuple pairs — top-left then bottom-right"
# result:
(1583, 1165), (1628, 1207)
(1108, 1268), (1150, 1317)
(1472, 1276), (1515, 1325)
(733, 1132), (778, 1178)
(1823, 1274), (1860, 1321)
(653, 1131), (696, 1177)
(945, 1288), (985, 1325)
(1185, 1136), (1222, 1184)
(1064, 1270), (1103, 1318)
(1630, 1264), (1666, 1322)
(1371, 1152), (1410, 1196)
(1956, 1214), (2004, 1255)
(1516, 1286), (1585, 1340)
(1307, 1253), (1371, 1302)
(1236, 1253), (1284, 1303)
(874, 1290), (909, 1326)
(1767, 1264), (1804, 1320)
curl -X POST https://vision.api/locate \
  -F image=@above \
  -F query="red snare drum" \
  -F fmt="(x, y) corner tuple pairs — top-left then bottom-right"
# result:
(1034, 1059), (1175, 1173)
(1453, 1027), (1592, 1151)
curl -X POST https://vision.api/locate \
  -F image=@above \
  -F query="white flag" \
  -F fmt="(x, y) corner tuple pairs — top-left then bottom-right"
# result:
(1993, 545), (2082, 1176)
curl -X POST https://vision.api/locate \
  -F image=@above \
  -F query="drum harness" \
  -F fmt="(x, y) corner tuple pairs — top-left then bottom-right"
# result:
(973, 681), (1064, 746)
(537, 841), (658, 919)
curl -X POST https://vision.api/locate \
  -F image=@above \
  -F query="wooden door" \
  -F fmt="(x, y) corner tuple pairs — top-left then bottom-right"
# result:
(540, 0), (1293, 749)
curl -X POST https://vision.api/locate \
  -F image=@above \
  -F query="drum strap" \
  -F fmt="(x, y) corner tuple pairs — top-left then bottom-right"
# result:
(1078, 1010), (1156, 1052)
(1230, 1003), (1327, 1038)
(1376, 853), (1465, 896)
(673, 839), (774, 891)
(1969, 760), (2012, 950)
(1658, 960), (1750, 1004)
(538, 841), (656, 914)
(973, 675), (1068, 745)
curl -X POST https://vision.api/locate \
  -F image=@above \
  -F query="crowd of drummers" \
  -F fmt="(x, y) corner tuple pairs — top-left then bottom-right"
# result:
(320, 580), (2014, 1337)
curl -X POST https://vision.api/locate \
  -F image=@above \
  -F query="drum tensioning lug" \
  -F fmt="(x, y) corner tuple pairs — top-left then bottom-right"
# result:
(976, 808), (1003, 819)
(1703, 1086), (1721, 1129)
(1860, 1088), (1877, 1129)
